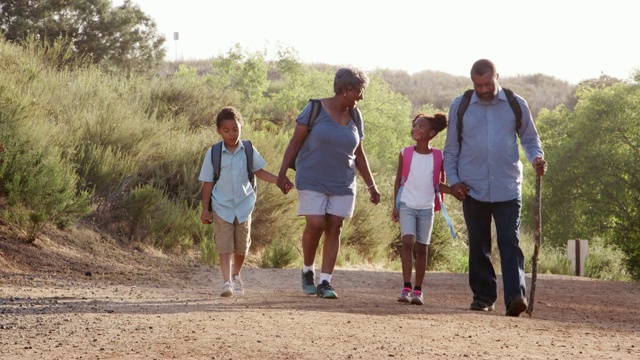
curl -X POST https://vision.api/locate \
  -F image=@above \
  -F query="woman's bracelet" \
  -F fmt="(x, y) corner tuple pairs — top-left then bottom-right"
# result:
(367, 184), (377, 190)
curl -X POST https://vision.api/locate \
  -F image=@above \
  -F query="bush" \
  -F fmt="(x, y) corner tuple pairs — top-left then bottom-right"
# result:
(199, 236), (218, 265)
(119, 184), (200, 252)
(536, 245), (572, 275)
(0, 117), (91, 242)
(584, 238), (631, 281)
(259, 239), (299, 268)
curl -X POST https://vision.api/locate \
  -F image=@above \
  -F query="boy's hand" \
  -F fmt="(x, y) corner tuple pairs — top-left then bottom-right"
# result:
(277, 174), (294, 194)
(200, 211), (213, 224)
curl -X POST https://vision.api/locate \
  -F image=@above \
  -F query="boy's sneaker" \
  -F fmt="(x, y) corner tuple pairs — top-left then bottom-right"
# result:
(301, 270), (317, 295)
(232, 274), (244, 296)
(316, 280), (338, 299)
(220, 281), (234, 297)
(397, 287), (411, 303)
(410, 290), (424, 305)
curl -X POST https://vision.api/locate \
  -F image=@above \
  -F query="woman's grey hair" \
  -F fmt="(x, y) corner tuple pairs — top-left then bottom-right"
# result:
(333, 67), (370, 94)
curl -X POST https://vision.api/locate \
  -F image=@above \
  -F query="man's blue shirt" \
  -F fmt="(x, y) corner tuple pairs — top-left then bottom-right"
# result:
(443, 86), (544, 202)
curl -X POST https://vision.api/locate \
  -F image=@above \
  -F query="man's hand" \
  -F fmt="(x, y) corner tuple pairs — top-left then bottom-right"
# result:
(451, 182), (469, 201)
(533, 156), (547, 176)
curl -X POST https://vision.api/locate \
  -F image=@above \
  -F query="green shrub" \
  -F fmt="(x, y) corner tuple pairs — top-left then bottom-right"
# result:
(259, 239), (299, 268)
(1, 147), (91, 242)
(199, 236), (218, 265)
(120, 184), (200, 252)
(340, 180), (396, 264)
(335, 245), (365, 268)
(584, 237), (631, 281)
(536, 245), (572, 275)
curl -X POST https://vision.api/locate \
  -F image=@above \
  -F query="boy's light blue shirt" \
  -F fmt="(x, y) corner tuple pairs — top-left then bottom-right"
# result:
(198, 141), (266, 223)
(443, 86), (544, 202)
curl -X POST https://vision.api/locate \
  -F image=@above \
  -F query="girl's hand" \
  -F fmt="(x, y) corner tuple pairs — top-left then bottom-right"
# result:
(391, 207), (399, 222)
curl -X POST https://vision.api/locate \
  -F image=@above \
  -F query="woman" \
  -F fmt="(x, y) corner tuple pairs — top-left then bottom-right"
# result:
(277, 67), (380, 299)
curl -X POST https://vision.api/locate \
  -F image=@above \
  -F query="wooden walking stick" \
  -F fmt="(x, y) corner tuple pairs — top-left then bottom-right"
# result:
(526, 174), (542, 316)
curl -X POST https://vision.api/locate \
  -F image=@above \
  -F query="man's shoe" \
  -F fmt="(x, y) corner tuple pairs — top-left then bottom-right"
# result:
(301, 270), (317, 295)
(397, 287), (411, 303)
(506, 297), (528, 317)
(410, 290), (424, 305)
(470, 300), (495, 311)
(316, 280), (338, 299)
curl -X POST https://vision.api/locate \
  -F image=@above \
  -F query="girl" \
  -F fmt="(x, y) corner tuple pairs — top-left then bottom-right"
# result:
(392, 113), (452, 305)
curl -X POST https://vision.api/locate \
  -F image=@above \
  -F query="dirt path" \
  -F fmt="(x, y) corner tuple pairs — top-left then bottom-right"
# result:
(1, 226), (639, 359)
(2, 266), (639, 360)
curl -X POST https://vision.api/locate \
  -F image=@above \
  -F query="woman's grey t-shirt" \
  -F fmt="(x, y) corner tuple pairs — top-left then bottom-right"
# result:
(294, 102), (364, 195)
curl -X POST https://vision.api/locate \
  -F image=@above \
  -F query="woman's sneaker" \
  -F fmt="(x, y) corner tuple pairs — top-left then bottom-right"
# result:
(316, 280), (338, 299)
(220, 281), (234, 297)
(410, 290), (424, 305)
(397, 287), (411, 303)
(301, 270), (317, 295)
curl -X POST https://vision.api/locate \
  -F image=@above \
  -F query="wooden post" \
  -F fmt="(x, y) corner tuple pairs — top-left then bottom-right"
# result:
(526, 174), (542, 316)
(567, 239), (589, 276)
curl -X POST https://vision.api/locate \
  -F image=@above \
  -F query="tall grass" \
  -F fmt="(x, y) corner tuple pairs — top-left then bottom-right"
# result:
(0, 38), (633, 280)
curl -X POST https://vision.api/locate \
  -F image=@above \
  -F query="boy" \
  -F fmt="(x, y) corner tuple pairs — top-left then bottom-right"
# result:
(199, 106), (281, 297)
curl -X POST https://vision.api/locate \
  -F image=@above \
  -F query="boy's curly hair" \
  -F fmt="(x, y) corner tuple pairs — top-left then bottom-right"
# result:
(216, 106), (243, 128)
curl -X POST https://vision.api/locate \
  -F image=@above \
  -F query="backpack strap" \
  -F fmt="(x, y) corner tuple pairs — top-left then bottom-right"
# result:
(211, 140), (255, 190)
(349, 106), (363, 135)
(432, 148), (456, 238)
(211, 141), (223, 185)
(503, 88), (523, 135)
(400, 146), (414, 186)
(456, 90), (474, 148)
(241, 140), (256, 190)
(307, 99), (322, 128)
(457, 88), (523, 150)
(432, 148), (444, 212)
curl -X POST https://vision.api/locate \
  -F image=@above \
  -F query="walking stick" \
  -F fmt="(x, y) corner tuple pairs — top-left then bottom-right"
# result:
(526, 174), (542, 316)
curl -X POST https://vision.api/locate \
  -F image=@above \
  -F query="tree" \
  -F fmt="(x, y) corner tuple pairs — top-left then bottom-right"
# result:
(537, 81), (640, 278)
(0, 0), (166, 73)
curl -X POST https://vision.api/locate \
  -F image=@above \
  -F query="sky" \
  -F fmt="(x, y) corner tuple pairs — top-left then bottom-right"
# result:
(123, 0), (638, 85)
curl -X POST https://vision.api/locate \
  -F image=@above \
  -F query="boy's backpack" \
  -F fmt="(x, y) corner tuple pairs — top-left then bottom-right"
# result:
(208, 140), (256, 211)
(288, 99), (362, 170)
(397, 146), (456, 238)
(456, 88), (522, 148)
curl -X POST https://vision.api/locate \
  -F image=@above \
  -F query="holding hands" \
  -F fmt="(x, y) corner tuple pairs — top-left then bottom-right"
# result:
(277, 173), (295, 194)
(451, 182), (469, 201)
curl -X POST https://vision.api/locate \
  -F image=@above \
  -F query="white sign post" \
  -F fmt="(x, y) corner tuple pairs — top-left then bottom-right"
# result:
(567, 239), (589, 276)
(173, 32), (179, 62)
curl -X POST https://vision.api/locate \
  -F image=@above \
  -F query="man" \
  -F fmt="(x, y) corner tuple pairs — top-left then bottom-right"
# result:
(443, 59), (547, 316)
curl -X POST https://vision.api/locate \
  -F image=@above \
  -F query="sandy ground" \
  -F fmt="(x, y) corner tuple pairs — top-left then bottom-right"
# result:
(1, 227), (639, 360)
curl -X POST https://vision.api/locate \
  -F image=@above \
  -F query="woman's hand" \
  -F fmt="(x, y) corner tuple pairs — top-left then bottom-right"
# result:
(277, 173), (294, 194)
(368, 185), (380, 204)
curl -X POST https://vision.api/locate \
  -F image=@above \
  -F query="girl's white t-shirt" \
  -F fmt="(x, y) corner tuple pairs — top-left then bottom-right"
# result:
(400, 151), (435, 210)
